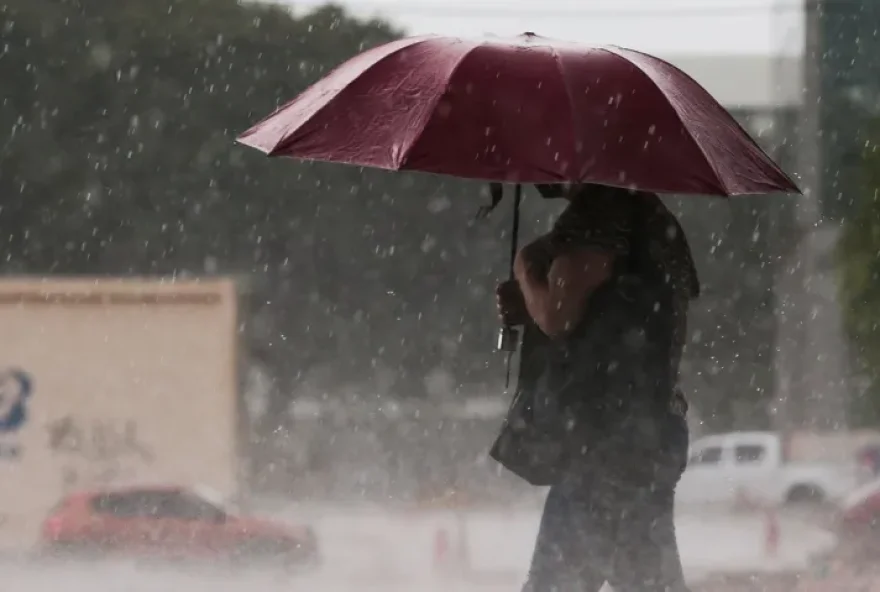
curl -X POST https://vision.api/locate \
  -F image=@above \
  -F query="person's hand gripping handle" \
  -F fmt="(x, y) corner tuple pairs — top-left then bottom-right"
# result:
(496, 280), (527, 348)
(496, 184), (523, 387)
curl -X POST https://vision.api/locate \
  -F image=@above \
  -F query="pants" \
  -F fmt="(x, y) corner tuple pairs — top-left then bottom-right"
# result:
(523, 431), (690, 592)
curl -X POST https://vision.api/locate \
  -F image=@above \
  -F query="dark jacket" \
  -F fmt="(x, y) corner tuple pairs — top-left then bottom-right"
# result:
(493, 191), (694, 487)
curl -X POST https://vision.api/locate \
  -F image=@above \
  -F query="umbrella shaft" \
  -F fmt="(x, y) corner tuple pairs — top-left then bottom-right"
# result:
(499, 184), (523, 382)
(508, 183), (522, 280)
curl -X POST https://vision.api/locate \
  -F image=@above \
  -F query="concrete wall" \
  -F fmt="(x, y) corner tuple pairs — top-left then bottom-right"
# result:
(0, 278), (239, 549)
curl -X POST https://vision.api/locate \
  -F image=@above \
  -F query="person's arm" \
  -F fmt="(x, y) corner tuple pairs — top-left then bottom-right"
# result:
(514, 190), (634, 338)
(514, 247), (614, 337)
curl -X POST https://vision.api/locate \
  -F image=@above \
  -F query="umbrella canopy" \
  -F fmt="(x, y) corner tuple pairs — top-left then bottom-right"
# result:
(238, 33), (799, 197)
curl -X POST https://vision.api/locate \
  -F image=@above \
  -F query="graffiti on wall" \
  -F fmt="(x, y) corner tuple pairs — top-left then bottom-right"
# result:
(0, 369), (33, 460)
(46, 416), (154, 490)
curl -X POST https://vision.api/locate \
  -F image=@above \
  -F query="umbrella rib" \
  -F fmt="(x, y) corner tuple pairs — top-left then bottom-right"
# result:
(618, 46), (801, 194)
(598, 46), (727, 195)
(264, 37), (444, 158)
(397, 46), (478, 169)
(547, 45), (581, 181)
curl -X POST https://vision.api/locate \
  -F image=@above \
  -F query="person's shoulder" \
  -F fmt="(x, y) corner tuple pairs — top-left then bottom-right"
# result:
(581, 186), (639, 226)
(551, 190), (632, 250)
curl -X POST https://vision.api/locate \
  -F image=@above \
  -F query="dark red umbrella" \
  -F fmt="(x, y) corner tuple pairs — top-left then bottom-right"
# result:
(238, 33), (800, 380)
(237, 33), (799, 196)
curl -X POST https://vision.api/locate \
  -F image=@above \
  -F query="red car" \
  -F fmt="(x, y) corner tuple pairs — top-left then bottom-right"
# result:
(40, 485), (319, 567)
(837, 475), (880, 540)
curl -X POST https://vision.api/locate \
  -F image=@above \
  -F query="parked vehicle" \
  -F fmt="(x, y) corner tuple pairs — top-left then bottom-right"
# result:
(840, 476), (880, 529)
(676, 431), (869, 506)
(40, 485), (319, 567)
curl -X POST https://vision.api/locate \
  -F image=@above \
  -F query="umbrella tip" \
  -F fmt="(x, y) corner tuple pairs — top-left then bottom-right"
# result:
(523, 31), (537, 37)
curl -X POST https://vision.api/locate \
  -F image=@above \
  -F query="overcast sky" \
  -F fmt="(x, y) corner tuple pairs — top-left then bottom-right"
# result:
(283, 0), (805, 55)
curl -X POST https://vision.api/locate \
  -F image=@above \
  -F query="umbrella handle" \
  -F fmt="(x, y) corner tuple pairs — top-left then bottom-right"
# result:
(497, 184), (522, 388)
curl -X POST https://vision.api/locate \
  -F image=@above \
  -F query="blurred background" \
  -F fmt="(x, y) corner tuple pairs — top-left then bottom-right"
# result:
(4, 0), (880, 589)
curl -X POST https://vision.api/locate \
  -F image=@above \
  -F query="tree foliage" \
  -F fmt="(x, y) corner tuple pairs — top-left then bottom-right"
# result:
(0, 0), (523, 412)
(0, 0), (788, 434)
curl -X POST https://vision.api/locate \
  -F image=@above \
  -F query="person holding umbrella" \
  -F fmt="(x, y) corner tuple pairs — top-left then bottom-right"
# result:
(496, 182), (698, 591)
(237, 30), (800, 592)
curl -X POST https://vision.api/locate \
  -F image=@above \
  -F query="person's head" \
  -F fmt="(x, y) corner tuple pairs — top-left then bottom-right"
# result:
(535, 183), (627, 203)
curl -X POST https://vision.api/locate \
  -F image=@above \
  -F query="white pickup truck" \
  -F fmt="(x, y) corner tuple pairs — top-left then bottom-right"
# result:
(676, 431), (869, 506)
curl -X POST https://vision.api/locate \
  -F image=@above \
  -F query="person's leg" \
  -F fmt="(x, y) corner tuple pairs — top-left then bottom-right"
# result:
(602, 413), (691, 592)
(605, 485), (690, 592)
(522, 485), (608, 592)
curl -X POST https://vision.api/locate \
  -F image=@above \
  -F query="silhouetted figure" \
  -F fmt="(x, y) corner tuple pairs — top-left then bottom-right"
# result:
(494, 183), (698, 591)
